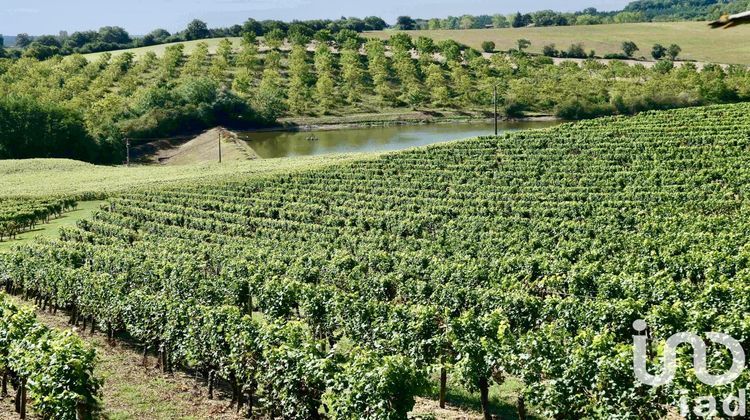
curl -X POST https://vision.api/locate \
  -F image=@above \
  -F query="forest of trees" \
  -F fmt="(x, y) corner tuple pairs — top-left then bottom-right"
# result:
(2, 31), (750, 162)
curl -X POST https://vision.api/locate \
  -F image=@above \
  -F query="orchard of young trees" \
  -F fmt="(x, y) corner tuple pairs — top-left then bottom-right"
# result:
(2, 31), (750, 162)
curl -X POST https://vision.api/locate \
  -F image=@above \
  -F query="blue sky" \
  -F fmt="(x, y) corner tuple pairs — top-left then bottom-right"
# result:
(1, 0), (632, 35)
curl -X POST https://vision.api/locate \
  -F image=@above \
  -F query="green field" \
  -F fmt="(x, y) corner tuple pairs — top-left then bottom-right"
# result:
(367, 21), (750, 65)
(0, 200), (104, 252)
(0, 154), (374, 199)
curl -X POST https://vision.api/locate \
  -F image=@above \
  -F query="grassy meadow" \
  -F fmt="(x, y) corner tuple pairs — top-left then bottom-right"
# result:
(367, 21), (750, 65)
(0, 200), (105, 252)
(0, 154), (375, 199)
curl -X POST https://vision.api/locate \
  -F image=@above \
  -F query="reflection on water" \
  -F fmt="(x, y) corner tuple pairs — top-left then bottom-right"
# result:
(239, 120), (560, 159)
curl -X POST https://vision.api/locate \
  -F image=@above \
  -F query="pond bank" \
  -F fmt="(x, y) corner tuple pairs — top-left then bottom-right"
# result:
(239, 120), (561, 159)
(269, 110), (560, 133)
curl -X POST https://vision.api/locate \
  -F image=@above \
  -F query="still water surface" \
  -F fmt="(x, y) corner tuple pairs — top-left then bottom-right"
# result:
(239, 120), (560, 158)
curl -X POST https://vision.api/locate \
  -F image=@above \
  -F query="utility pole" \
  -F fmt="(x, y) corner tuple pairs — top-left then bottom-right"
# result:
(218, 130), (222, 163)
(493, 85), (498, 136)
(126, 138), (131, 167)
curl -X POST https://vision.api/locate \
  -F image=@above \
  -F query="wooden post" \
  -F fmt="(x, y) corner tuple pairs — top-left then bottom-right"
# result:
(479, 376), (491, 420)
(218, 131), (222, 163)
(126, 138), (131, 167)
(439, 365), (447, 408)
(19, 378), (26, 419)
(76, 399), (88, 420)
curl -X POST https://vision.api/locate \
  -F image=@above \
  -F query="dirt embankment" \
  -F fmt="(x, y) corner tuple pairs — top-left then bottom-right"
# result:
(133, 128), (259, 165)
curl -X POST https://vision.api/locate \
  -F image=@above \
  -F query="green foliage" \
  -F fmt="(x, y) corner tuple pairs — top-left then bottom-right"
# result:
(314, 45), (337, 112)
(340, 47), (365, 104)
(438, 39), (463, 62)
(481, 41), (495, 53)
(424, 64), (450, 106)
(542, 43), (559, 57)
(414, 36), (436, 55)
(324, 350), (427, 419)
(255, 67), (287, 122)
(8, 103), (750, 417)
(565, 43), (587, 58)
(667, 43), (682, 60)
(622, 41), (639, 57)
(516, 39), (531, 52)
(365, 39), (392, 103)
(651, 43), (667, 60)
(264, 29), (286, 49)
(216, 38), (234, 65)
(259, 321), (326, 419)
(286, 46), (313, 115)
(1, 295), (101, 420)
(184, 19), (210, 41)
(0, 197), (76, 240)
(0, 95), (98, 161)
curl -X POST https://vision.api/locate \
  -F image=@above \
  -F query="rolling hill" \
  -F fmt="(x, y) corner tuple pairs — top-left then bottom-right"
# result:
(367, 21), (750, 64)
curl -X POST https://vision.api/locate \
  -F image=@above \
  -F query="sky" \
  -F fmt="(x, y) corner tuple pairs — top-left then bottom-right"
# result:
(1, 0), (633, 36)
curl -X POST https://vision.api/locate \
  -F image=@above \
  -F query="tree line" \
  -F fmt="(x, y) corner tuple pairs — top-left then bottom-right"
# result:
(394, 0), (740, 30)
(2, 16), (387, 60)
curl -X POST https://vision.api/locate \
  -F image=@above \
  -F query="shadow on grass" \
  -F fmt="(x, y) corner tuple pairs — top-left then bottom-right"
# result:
(420, 374), (544, 420)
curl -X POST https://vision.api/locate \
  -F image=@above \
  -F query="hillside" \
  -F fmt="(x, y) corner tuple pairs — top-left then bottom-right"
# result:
(4, 102), (750, 417)
(623, 0), (748, 21)
(368, 21), (750, 64)
(0, 154), (368, 199)
(82, 37), (243, 60)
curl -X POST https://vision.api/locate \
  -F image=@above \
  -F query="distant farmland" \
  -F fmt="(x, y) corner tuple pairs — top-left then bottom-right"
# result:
(367, 21), (750, 65)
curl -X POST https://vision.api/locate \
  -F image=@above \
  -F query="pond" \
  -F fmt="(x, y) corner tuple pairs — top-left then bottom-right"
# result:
(239, 120), (560, 159)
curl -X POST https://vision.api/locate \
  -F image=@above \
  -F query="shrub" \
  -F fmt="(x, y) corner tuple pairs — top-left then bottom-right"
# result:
(603, 53), (628, 60)
(542, 44), (559, 57)
(481, 41), (496, 53)
(566, 43), (587, 59)
(667, 44), (681, 60)
(651, 43), (667, 60)
(653, 59), (674, 74)
(621, 41), (639, 57)
(555, 98), (614, 119)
